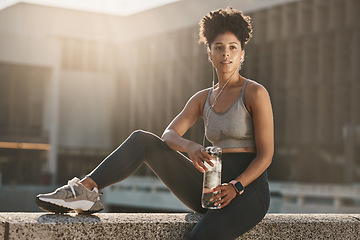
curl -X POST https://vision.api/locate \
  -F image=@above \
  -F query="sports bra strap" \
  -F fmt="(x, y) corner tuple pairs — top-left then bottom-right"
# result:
(240, 79), (249, 100)
(206, 88), (212, 102)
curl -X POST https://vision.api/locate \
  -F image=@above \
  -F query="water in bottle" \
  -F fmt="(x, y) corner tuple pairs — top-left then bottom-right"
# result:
(201, 146), (222, 209)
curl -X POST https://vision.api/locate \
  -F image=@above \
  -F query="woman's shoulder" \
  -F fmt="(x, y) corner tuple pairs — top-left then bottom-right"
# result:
(245, 79), (270, 97)
(189, 87), (212, 103)
(244, 79), (271, 104)
(185, 88), (212, 116)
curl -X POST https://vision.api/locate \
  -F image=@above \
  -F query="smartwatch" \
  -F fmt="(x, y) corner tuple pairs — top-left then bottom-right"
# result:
(230, 180), (244, 195)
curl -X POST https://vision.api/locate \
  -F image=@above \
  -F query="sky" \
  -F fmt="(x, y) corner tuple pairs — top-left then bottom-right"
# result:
(0, 0), (180, 16)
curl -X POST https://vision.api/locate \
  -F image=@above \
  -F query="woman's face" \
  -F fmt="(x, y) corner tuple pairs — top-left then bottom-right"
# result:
(208, 31), (244, 74)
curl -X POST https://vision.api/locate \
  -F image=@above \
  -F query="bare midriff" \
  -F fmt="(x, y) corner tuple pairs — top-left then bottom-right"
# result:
(222, 147), (256, 153)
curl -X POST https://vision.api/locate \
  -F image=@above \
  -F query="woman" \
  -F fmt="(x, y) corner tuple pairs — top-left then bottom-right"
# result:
(37, 7), (273, 239)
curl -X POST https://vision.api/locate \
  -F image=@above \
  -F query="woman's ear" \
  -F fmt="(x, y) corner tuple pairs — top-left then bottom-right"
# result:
(241, 50), (245, 62)
(208, 52), (212, 63)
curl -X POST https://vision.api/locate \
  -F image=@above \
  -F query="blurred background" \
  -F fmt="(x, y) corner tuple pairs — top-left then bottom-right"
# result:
(0, 0), (359, 213)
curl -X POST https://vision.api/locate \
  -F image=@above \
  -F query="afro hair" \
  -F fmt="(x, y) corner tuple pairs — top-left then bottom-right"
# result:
(199, 7), (253, 49)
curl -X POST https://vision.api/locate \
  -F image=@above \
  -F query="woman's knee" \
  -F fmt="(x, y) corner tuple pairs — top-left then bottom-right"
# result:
(129, 129), (163, 146)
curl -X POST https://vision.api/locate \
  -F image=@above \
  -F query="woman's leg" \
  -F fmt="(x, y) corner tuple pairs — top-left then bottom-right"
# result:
(190, 173), (269, 239)
(37, 129), (205, 214)
(88, 130), (205, 213)
(190, 154), (270, 240)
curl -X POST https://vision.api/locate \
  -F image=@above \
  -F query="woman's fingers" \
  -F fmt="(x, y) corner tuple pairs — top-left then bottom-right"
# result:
(218, 199), (231, 208)
(215, 195), (232, 208)
(191, 156), (203, 172)
(191, 147), (214, 172)
(210, 184), (239, 208)
(211, 189), (229, 202)
(200, 149), (213, 167)
(193, 158), (207, 172)
(199, 149), (211, 170)
(195, 157), (209, 173)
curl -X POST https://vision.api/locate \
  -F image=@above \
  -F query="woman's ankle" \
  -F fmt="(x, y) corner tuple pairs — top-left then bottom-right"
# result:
(80, 176), (99, 191)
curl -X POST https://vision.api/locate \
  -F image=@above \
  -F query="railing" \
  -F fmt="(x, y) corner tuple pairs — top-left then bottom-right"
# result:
(1, 177), (359, 213)
(270, 181), (360, 213)
(103, 176), (360, 213)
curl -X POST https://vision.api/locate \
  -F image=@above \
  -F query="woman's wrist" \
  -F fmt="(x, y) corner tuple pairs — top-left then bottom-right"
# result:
(229, 183), (239, 195)
(229, 180), (244, 195)
(184, 140), (193, 150)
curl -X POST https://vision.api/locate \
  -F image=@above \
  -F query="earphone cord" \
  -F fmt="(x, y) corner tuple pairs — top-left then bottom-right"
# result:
(202, 67), (239, 146)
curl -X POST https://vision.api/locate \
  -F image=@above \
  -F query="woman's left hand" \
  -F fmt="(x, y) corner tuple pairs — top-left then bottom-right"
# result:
(210, 183), (244, 209)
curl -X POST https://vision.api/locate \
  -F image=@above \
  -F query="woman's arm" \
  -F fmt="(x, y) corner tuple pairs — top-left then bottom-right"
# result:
(235, 82), (274, 187)
(162, 89), (212, 172)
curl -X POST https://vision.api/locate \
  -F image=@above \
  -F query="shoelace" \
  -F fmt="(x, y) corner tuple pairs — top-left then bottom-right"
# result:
(57, 177), (101, 200)
(56, 177), (79, 198)
(67, 177), (79, 198)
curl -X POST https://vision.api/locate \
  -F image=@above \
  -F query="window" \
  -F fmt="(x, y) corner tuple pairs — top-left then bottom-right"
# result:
(0, 63), (49, 138)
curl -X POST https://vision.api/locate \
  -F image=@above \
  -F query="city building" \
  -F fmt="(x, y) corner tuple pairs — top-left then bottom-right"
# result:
(0, 0), (359, 212)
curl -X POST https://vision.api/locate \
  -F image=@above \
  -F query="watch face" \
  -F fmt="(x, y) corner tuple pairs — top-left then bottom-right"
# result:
(235, 182), (244, 192)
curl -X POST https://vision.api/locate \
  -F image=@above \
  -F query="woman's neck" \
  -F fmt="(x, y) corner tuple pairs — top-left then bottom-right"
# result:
(216, 70), (241, 89)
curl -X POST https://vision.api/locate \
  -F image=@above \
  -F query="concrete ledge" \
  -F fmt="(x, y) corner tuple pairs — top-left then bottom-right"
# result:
(0, 213), (359, 239)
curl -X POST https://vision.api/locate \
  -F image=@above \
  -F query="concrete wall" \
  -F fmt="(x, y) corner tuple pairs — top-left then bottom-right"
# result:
(1, 213), (359, 239)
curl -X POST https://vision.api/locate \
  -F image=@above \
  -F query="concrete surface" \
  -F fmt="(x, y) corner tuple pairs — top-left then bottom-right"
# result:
(0, 213), (359, 239)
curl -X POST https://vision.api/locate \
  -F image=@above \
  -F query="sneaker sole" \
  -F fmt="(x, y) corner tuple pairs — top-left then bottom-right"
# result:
(36, 197), (73, 214)
(36, 197), (103, 215)
(75, 208), (103, 215)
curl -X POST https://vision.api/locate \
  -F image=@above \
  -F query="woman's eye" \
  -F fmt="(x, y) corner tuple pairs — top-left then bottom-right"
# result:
(230, 46), (237, 49)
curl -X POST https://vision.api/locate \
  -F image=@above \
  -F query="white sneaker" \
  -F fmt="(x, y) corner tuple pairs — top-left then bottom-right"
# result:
(36, 177), (104, 214)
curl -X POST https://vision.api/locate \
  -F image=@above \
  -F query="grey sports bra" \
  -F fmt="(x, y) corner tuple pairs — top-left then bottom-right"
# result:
(203, 79), (255, 149)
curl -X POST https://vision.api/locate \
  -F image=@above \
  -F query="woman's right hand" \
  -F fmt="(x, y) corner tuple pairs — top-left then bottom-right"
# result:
(185, 142), (213, 173)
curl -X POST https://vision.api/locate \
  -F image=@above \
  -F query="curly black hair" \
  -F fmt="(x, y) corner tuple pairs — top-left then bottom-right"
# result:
(199, 7), (253, 49)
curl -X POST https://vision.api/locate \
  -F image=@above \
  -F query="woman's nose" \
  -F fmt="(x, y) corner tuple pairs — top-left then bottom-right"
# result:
(223, 49), (229, 57)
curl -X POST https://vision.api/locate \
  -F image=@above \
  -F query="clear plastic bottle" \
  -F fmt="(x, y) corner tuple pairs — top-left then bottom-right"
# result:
(201, 146), (222, 209)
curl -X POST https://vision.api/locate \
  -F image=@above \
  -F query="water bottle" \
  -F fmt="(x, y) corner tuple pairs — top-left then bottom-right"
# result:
(201, 146), (222, 209)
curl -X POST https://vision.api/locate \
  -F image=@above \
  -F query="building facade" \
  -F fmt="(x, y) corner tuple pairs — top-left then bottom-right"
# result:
(0, 0), (359, 187)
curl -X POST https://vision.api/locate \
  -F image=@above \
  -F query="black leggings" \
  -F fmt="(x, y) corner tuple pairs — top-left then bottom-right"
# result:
(88, 130), (270, 240)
